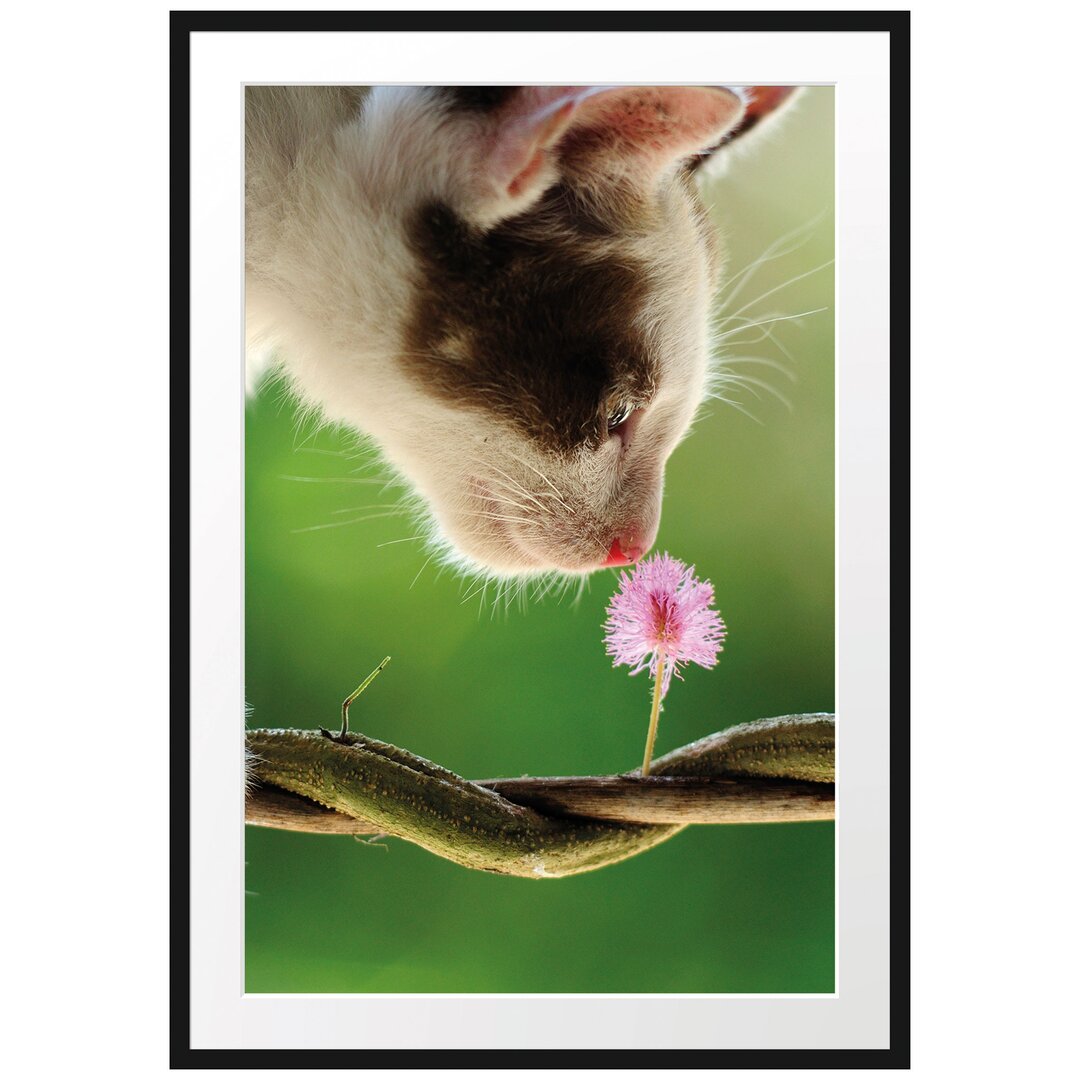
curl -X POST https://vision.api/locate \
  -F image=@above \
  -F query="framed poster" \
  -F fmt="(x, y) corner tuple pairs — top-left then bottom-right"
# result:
(174, 9), (908, 1067)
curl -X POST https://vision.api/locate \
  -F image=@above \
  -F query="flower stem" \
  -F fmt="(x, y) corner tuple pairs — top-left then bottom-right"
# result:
(641, 653), (666, 777)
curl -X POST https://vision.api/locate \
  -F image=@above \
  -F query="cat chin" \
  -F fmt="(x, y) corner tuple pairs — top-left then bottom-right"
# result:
(441, 529), (603, 577)
(432, 513), (612, 577)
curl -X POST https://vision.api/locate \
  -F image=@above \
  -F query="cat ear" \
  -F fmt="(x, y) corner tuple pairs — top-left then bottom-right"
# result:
(481, 87), (597, 202)
(462, 86), (748, 221)
(689, 85), (801, 175)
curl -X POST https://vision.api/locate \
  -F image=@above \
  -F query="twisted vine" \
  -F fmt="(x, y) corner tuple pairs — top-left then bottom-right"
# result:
(246, 713), (834, 879)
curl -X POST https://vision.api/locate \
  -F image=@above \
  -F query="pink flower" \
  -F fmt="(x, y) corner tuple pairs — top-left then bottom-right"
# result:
(604, 552), (727, 699)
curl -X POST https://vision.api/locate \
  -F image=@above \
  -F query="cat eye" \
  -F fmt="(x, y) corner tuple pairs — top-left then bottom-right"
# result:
(607, 403), (634, 431)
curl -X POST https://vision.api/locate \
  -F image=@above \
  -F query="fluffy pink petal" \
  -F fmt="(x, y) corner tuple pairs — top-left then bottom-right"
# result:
(603, 552), (726, 697)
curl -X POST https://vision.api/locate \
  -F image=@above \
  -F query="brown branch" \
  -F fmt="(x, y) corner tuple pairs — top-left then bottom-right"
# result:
(246, 774), (833, 834)
(246, 785), (381, 835)
(479, 774), (834, 824)
(246, 715), (835, 877)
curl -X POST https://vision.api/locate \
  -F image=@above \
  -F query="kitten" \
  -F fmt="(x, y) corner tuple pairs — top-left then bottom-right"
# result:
(245, 85), (796, 576)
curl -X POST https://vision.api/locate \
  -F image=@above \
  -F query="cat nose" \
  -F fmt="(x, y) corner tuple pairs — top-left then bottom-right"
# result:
(602, 533), (648, 567)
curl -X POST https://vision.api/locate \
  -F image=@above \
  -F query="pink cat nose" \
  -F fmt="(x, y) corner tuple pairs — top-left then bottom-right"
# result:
(602, 534), (647, 567)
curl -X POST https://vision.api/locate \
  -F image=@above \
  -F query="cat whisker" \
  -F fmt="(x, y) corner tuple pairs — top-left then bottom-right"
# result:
(575, 575), (591, 606)
(715, 261), (834, 326)
(279, 474), (389, 484)
(330, 504), (410, 515)
(531, 570), (579, 605)
(479, 461), (552, 513)
(716, 211), (828, 311)
(408, 551), (438, 590)
(734, 322), (802, 368)
(713, 306), (828, 339)
(701, 388), (765, 425)
(460, 577), (491, 606)
(718, 354), (797, 381)
(717, 326), (801, 362)
(478, 481), (545, 517)
(715, 369), (794, 411)
(473, 512), (537, 527)
(479, 474), (610, 557)
(499, 449), (577, 515)
(291, 510), (412, 533)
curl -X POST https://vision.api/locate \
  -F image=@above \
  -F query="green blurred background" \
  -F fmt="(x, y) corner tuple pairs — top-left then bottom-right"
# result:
(245, 87), (834, 993)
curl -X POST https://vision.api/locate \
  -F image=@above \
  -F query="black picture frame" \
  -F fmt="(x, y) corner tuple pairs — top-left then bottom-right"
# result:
(171, 8), (910, 1069)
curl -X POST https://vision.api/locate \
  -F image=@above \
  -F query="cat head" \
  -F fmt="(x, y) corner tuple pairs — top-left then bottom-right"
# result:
(256, 85), (797, 576)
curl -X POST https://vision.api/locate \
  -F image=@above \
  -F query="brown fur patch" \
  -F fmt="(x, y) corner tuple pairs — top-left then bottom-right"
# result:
(441, 87), (517, 113)
(404, 189), (657, 454)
